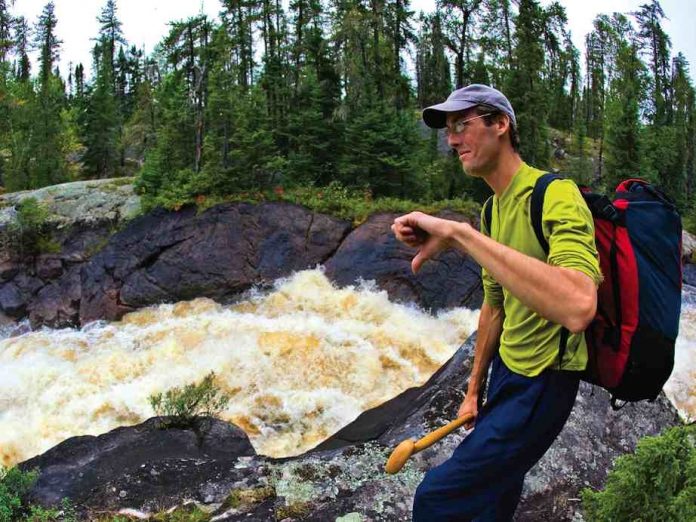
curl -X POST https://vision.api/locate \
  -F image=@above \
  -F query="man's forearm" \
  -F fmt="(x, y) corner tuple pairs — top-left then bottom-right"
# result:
(449, 222), (596, 333)
(467, 302), (504, 398)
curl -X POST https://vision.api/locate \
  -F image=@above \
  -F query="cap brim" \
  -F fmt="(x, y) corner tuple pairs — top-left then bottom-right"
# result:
(422, 100), (476, 128)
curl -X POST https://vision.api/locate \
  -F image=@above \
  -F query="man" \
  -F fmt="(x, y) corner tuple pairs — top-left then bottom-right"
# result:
(391, 84), (602, 521)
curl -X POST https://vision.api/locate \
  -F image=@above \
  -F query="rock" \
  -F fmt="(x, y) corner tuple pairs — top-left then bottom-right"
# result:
(324, 212), (483, 312)
(20, 417), (256, 510)
(682, 230), (696, 263)
(80, 202), (352, 323)
(27, 264), (81, 327)
(0, 177), (140, 230)
(685, 264), (696, 286)
(0, 179), (141, 327)
(21, 335), (680, 521)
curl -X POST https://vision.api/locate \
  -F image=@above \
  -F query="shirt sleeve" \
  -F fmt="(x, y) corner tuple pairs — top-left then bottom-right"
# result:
(542, 179), (603, 286)
(480, 203), (505, 308)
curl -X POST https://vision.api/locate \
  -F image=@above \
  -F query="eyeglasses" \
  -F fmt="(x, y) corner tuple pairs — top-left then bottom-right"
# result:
(445, 112), (494, 136)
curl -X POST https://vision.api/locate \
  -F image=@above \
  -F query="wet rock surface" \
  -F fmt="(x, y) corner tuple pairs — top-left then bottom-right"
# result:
(0, 181), (484, 327)
(324, 212), (483, 313)
(20, 417), (256, 510)
(21, 335), (681, 521)
(79, 202), (352, 323)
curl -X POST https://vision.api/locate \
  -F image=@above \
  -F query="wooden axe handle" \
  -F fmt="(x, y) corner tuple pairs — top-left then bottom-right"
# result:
(413, 414), (474, 453)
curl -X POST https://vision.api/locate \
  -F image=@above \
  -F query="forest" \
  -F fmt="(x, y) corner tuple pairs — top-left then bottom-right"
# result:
(0, 0), (694, 216)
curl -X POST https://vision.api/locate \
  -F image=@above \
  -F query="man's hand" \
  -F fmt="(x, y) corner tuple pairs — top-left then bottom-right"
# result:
(457, 393), (478, 429)
(391, 212), (459, 274)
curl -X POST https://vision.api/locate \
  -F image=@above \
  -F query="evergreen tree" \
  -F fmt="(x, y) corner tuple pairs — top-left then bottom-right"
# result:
(83, 43), (119, 178)
(665, 53), (695, 207)
(12, 16), (31, 81)
(604, 34), (644, 192)
(34, 2), (61, 87)
(415, 11), (451, 108)
(0, 0), (12, 64)
(633, 0), (671, 125)
(505, 0), (549, 167)
(479, 0), (514, 85)
(438, 0), (483, 88)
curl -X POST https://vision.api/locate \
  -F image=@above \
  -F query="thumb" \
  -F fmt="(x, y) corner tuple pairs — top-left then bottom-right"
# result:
(411, 248), (429, 274)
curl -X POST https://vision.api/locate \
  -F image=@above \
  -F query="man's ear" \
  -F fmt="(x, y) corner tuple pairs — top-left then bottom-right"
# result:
(496, 114), (510, 138)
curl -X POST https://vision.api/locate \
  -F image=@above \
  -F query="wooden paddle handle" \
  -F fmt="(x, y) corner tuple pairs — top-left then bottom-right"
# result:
(412, 414), (474, 453)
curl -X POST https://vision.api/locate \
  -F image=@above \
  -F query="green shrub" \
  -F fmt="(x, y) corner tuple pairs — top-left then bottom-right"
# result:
(8, 198), (56, 255)
(149, 372), (230, 428)
(0, 466), (38, 522)
(582, 424), (696, 522)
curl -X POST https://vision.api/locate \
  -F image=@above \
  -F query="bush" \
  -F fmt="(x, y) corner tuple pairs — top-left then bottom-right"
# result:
(149, 372), (230, 428)
(0, 466), (38, 522)
(582, 424), (696, 522)
(6, 198), (56, 256)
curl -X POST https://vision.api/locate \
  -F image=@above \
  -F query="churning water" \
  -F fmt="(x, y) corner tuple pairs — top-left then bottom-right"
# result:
(0, 269), (479, 467)
(0, 270), (693, 469)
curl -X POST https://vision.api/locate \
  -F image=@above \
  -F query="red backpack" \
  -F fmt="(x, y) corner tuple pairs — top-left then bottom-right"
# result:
(483, 175), (682, 408)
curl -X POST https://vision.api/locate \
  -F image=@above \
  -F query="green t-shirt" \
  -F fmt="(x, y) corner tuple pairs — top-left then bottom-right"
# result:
(480, 162), (603, 377)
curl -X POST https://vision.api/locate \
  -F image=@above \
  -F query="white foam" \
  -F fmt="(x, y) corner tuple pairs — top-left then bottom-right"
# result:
(2, 270), (691, 469)
(0, 269), (479, 466)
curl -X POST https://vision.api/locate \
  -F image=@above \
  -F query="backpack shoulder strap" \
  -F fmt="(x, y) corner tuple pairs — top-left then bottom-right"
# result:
(482, 195), (494, 236)
(531, 173), (563, 254)
(531, 173), (568, 370)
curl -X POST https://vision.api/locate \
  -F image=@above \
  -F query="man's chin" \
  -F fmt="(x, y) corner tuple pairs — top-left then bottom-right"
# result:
(461, 162), (483, 178)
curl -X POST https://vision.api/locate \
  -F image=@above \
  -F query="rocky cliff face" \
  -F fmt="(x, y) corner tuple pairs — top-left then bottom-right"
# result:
(0, 180), (483, 329)
(2, 179), (690, 520)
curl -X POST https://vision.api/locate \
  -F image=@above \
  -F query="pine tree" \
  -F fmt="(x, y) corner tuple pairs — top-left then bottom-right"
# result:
(505, 0), (549, 167)
(415, 12), (451, 108)
(438, 0), (483, 88)
(633, 0), (671, 125)
(604, 35), (644, 191)
(83, 43), (119, 178)
(34, 2), (61, 87)
(13, 16), (31, 81)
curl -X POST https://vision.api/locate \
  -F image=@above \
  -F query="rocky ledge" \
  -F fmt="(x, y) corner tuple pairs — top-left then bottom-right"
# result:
(20, 333), (681, 521)
(0, 180), (483, 328)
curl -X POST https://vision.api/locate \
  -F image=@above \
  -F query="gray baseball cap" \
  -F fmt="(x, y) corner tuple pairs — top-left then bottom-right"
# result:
(422, 84), (517, 129)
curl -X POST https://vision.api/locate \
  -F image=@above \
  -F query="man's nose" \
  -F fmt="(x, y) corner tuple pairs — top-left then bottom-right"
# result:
(447, 132), (460, 148)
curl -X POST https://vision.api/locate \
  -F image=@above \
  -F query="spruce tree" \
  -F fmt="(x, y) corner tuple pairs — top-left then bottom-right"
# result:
(505, 0), (549, 167)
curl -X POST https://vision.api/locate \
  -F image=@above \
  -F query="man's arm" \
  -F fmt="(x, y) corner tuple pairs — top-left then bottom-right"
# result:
(458, 301), (504, 427)
(450, 222), (596, 333)
(392, 213), (597, 333)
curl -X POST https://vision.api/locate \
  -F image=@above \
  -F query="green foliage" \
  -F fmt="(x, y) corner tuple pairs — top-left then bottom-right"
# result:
(582, 424), (696, 522)
(149, 372), (230, 428)
(14, 197), (49, 233)
(0, 0), (693, 220)
(7, 197), (59, 256)
(0, 466), (38, 522)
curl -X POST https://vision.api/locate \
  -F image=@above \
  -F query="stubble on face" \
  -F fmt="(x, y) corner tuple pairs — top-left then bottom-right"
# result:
(446, 110), (498, 179)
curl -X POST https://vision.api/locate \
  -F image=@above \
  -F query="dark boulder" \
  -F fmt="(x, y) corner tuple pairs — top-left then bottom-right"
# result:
(21, 417), (256, 511)
(324, 212), (483, 312)
(79, 202), (352, 323)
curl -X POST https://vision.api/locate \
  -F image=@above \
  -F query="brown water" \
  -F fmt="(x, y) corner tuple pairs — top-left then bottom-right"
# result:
(2, 270), (693, 469)
(0, 269), (479, 467)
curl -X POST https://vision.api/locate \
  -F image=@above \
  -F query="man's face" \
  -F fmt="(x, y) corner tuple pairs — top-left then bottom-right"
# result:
(445, 108), (505, 177)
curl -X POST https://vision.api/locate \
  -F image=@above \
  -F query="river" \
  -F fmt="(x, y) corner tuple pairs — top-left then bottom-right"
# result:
(0, 269), (693, 469)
